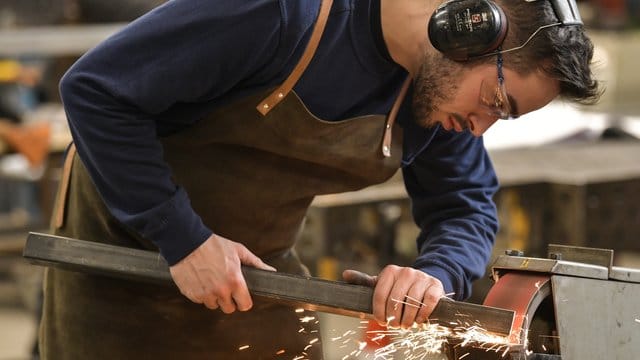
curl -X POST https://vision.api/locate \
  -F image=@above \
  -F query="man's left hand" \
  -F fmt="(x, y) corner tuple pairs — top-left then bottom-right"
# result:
(343, 265), (444, 328)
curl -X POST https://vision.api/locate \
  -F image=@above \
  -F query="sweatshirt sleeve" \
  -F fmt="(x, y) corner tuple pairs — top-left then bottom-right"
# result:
(402, 127), (499, 300)
(59, 0), (285, 265)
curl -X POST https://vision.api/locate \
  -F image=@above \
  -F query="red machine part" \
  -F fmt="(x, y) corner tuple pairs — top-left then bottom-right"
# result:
(483, 272), (552, 346)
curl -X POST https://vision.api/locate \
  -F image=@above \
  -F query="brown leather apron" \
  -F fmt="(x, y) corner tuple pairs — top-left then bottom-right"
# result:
(40, 0), (409, 358)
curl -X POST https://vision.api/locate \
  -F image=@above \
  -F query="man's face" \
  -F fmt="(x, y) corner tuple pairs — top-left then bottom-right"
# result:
(412, 54), (560, 137)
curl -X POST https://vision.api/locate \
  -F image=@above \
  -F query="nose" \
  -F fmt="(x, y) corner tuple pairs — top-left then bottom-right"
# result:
(468, 113), (499, 137)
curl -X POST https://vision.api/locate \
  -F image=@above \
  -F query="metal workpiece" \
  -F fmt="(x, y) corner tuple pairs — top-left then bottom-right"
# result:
(23, 232), (515, 336)
(23, 232), (372, 317)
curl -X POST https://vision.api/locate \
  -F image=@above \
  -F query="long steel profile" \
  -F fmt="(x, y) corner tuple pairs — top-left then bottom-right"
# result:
(23, 232), (514, 336)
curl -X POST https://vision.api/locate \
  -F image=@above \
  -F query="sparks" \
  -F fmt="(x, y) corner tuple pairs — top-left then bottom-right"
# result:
(300, 316), (316, 323)
(238, 345), (250, 351)
(295, 308), (305, 313)
(369, 323), (451, 359)
(328, 299), (519, 360)
(275, 349), (285, 355)
(366, 321), (514, 359)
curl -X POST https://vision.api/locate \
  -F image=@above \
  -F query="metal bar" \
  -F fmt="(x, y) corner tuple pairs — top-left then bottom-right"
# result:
(23, 232), (514, 335)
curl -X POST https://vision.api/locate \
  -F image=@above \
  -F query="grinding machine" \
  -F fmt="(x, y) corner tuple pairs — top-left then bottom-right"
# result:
(451, 244), (640, 360)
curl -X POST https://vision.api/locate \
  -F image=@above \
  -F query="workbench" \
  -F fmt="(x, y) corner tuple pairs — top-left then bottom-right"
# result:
(0, 23), (124, 57)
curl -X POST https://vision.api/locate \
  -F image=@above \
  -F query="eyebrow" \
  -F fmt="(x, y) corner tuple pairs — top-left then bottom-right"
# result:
(507, 94), (520, 118)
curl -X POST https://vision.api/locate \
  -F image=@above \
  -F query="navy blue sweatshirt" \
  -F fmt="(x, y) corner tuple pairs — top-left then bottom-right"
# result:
(59, 0), (498, 300)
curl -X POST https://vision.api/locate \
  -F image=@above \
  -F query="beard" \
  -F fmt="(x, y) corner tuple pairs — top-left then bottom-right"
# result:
(411, 53), (464, 128)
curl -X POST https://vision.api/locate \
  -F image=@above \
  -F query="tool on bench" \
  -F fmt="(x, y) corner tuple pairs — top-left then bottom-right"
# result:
(23, 232), (515, 338)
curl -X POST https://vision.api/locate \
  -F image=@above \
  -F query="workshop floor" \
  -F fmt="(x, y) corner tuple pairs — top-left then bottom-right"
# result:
(0, 256), (39, 360)
(0, 306), (37, 360)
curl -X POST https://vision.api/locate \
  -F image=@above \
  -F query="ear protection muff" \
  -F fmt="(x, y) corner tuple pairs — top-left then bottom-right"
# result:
(428, 0), (508, 61)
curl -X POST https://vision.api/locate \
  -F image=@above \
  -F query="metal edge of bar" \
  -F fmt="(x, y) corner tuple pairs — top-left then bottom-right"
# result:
(23, 232), (514, 335)
(22, 232), (374, 316)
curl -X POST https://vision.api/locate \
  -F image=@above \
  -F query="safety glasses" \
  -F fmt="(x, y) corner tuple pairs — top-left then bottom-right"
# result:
(479, 51), (514, 120)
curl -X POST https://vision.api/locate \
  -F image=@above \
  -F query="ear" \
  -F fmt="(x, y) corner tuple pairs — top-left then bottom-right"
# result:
(428, 0), (508, 61)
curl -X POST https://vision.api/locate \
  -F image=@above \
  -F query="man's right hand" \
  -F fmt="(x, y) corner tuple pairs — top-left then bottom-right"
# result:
(169, 234), (276, 313)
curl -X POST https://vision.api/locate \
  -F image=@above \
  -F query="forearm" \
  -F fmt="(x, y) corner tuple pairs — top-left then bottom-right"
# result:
(60, 66), (211, 264)
(402, 127), (499, 300)
(413, 214), (497, 300)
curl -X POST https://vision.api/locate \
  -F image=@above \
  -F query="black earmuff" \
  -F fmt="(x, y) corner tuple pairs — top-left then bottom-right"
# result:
(428, 0), (508, 61)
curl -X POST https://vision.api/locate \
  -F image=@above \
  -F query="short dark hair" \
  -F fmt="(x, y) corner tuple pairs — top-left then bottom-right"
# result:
(486, 0), (602, 105)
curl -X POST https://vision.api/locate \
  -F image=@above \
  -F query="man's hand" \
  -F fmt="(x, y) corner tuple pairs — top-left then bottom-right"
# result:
(343, 265), (445, 328)
(169, 234), (276, 313)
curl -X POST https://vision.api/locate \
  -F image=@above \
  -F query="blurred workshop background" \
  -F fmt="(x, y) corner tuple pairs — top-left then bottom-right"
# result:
(0, 0), (639, 359)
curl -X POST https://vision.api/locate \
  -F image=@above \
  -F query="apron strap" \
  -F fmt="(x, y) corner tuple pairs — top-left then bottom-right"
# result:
(256, 0), (334, 115)
(53, 143), (76, 229)
(256, 0), (410, 158)
(381, 77), (411, 157)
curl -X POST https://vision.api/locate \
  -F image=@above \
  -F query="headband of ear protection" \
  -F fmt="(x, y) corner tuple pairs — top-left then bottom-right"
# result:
(427, 0), (583, 61)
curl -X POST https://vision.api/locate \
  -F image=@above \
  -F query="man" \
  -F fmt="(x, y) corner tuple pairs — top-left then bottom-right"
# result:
(40, 0), (600, 358)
